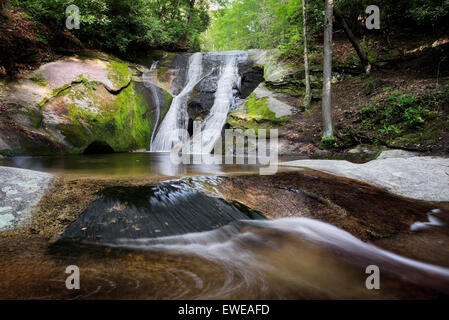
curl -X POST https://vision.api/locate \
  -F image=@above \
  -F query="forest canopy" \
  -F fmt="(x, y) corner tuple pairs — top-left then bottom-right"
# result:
(7, 0), (211, 56)
(202, 0), (449, 57)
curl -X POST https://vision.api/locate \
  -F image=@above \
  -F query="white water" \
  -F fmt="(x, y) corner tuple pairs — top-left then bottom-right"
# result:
(143, 60), (163, 144)
(192, 51), (246, 154)
(107, 217), (449, 298)
(150, 51), (247, 153)
(150, 53), (204, 152)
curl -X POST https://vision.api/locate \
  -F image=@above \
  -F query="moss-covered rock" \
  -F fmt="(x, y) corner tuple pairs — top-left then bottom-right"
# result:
(227, 87), (293, 133)
(0, 53), (172, 156)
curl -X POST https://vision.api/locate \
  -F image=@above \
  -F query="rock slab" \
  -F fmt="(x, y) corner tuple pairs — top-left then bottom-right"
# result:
(0, 166), (53, 232)
(280, 157), (449, 202)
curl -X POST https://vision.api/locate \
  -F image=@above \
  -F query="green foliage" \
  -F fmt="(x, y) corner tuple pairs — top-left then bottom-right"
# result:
(361, 89), (441, 135)
(12, 0), (210, 56)
(336, 0), (449, 32)
(202, 0), (323, 58)
(203, 0), (449, 58)
(320, 136), (338, 149)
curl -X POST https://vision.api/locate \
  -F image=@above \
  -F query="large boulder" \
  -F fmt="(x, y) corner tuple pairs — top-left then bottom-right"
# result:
(227, 83), (294, 131)
(0, 53), (172, 156)
(0, 166), (52, 232)
(280, 157), (449, 202)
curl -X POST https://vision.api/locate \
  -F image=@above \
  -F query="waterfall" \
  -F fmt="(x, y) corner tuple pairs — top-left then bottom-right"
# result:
(150, 51), (248, 153)
(193, 52), (245, 154)
(143, 60), (163, 145)
(151, 53), (204, 152)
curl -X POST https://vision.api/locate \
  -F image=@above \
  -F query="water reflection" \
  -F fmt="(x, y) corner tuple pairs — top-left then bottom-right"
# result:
(0, 152), (299, 178)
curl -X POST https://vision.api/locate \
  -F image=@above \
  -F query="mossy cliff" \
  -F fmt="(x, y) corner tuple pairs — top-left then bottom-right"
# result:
(0, 53), (172, 156)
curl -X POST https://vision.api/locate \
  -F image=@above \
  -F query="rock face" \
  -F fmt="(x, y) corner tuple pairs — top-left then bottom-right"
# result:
(227, 50), (299, 143)
(0, 166), (52, 232)
(0, 52), (172, 156)
(280, 157), (449, 202)
(145, 53), (190, 96)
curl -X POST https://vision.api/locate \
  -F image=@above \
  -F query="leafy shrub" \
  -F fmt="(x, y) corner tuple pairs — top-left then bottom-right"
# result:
(361, 90), (439, 134)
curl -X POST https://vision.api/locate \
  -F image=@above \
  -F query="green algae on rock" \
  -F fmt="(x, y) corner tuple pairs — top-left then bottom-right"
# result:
(0, 53), (172, 156)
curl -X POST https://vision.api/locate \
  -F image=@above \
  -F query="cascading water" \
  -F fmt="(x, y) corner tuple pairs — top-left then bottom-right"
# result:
(192, 51), (247, 154)
(143, 60), (164, 144)
(150, 53), (204, 152)
(150, 51), (248, 153)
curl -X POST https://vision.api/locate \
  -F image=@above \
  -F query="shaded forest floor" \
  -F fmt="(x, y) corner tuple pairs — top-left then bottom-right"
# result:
(283, 30), (449, 159)
(0, 9), (85, 78)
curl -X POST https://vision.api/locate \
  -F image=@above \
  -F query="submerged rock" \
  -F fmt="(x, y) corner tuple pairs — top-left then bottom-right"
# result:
(58, 181), (265, 243)
(0, 166), (52, 232)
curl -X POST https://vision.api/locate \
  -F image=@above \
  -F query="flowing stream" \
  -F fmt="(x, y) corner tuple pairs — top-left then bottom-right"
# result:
(1, 49), (449, 299)
(1, 168), (449, 299)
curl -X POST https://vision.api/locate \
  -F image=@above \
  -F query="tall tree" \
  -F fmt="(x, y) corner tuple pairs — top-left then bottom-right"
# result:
(302, 0), (311, 109)
(0, 0), (9, 16)
(322, 0), (334, 139)
(334, 7), (371, 74)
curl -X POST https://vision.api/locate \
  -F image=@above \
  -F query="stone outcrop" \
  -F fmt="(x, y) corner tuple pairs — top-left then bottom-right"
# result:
(280, 157), (449, 202)
(0, 166), (53, 232)
(0, 52), (172, 156)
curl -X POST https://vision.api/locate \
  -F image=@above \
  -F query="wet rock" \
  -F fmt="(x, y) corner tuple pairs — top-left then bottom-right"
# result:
(0, 54), (166, 156)
(280, 157), (449, 202)
(239, 65), (264, 98)
(58, 182), (265, 243)
(147, 53), (190, 96)
(0, 166), (53, 232)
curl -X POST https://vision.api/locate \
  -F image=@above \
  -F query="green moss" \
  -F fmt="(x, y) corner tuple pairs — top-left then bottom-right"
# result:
(80, 76), (101, 90)
(28, 109), (43, 129)
(157, 66), (169, 82)
(227, 93), (290, 132)
(108, 61), (131, 88)
(55, 82), (152, 153)
(29, 74), (49, 87)
(246, 94), (281, 122)
(162, 88), (173, 118)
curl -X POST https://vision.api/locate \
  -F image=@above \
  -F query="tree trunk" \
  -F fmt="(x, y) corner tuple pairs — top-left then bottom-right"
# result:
(0, 0), (9, 16)
(183, 0), (196, 49)
(334, 7), (371, 74)
(302, 0), (311, 109)
(322, 0), (334, 139)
